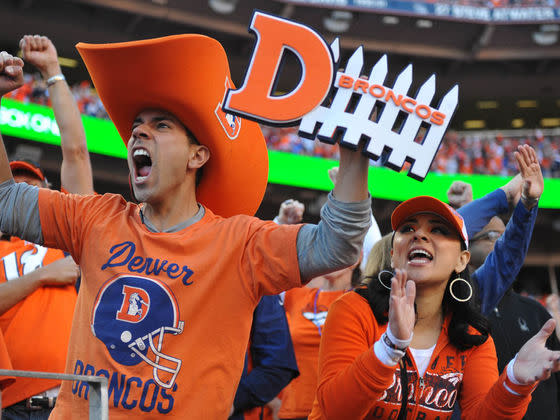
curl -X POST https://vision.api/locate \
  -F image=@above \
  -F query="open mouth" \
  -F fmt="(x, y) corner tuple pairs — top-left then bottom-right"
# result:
(133, 148), (152, 182)
(407, 248), (433, 264)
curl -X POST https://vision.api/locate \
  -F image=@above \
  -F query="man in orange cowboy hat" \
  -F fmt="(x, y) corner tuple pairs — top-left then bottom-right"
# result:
(0, 35), (371, 419)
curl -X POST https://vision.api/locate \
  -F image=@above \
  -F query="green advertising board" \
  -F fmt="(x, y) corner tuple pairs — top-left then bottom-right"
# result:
(0, 97), (126, 158)
(2, 98), (559, 208)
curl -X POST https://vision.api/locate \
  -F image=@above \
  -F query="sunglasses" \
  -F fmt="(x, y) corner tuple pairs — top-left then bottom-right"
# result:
(470, 230), (502, 243)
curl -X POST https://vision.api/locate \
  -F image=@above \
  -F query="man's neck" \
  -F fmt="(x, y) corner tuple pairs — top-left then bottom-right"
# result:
(142, 192), (200, 232)
(141, 204), (204, 233)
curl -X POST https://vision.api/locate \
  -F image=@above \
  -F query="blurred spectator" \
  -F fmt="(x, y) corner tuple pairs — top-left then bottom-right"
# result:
(230, 295), (299, 420)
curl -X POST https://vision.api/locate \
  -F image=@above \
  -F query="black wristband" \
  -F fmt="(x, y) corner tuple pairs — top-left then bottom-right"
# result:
(382, 332), (408, 351)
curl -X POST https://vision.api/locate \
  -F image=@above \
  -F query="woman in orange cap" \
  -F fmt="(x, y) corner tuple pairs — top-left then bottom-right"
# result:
(308, 196), (560, 420)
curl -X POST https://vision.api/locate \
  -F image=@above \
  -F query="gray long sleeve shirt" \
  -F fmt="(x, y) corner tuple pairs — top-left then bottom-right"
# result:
(0, 180), (371, 281)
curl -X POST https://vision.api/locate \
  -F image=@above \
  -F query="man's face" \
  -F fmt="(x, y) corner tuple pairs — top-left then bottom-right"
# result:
(468, 216), (505, 270)
(127, 109), (195, 204)
(13, 173), (44, 188)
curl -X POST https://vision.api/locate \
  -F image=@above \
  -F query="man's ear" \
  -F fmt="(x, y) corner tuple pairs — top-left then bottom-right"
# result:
(188, 145), (210, 170)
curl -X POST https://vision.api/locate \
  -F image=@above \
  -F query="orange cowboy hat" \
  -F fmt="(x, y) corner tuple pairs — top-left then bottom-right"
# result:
(76, 34), (268, 217)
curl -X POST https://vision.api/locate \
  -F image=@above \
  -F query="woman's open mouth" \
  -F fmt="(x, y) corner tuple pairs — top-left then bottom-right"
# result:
(407, 248), (433, 265)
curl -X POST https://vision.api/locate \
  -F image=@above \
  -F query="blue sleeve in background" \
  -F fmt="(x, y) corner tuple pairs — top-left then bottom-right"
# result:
(231, 294), (299, 419)
(472, 201), (538, 315)
(458, 188), (508, 239)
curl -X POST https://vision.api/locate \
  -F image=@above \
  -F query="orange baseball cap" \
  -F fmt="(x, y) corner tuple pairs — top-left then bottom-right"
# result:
(391, 196), (468, 248)
(76, 34), (268, 217)
(9, 160), (46, 182)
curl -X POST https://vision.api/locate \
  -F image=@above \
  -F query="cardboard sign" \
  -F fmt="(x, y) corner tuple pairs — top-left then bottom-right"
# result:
(223, 11), (459, 181)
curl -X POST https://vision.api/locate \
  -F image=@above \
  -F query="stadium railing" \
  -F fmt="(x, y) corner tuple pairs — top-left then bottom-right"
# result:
(0, 369), (108, 419)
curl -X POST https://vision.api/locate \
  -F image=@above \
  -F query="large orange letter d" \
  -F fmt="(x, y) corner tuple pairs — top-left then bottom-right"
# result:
(223, 11), (334, 126)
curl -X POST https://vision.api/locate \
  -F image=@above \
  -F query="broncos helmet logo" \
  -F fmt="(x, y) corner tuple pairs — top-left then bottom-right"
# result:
(116, 286), (150, 323)
(92, 275), (184, 388)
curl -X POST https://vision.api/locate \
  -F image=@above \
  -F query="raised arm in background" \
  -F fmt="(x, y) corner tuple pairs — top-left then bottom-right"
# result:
(20, 35), (93, 194)
(0, 52), (22, 183)
(467, 145), (542, 314)
(0, 51), (79, 316)
(452, 174), (522, 239)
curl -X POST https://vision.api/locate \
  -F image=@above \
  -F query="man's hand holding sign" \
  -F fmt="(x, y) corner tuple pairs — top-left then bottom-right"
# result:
(223, 11), (459, 183)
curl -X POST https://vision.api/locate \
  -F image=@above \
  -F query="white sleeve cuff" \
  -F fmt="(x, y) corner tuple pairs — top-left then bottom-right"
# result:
(503, 381), (521, 396)
(374, 336), (405, 366)
(507, 355), (526, 385)
(386, 323), (413, 349)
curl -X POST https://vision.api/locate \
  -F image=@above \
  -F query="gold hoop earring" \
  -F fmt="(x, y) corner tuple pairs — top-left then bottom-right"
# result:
(377, 270), (393, 291)
(449, 277), (473, 302)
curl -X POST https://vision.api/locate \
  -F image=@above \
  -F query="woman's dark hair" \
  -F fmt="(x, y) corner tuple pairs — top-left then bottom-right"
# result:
(350, 264), (362, 288)
(358, 241), (490, 351)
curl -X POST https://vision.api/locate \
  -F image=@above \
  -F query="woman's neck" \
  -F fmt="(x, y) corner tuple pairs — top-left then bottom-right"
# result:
(410, 286), (446, 349)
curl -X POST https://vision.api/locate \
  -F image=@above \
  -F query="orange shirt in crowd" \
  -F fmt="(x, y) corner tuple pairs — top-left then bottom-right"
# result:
(309, 292), (534, 420)
(37, 189), (302, 420)
(0, 330), (15, 391)
(278, 287), (345, 419)
(0, 236), (76, 407)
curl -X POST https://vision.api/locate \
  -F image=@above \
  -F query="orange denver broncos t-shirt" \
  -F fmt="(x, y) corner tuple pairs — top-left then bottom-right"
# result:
(0, 236), (76, 407)
(279, 287), (345, 419)
(37, 189), (302, 420)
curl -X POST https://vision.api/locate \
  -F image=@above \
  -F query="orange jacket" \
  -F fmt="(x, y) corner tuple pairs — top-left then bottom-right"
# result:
(309, 292), (534, 420)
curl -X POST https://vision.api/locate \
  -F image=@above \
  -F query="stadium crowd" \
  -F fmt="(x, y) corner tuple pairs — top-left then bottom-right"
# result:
(4, 71), (108, 119)
(0, 33), (559, 420)
(6, 73), (560, 179)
